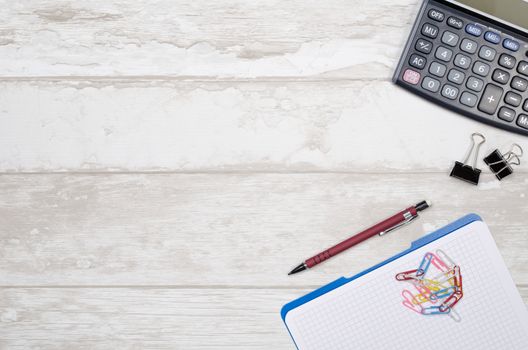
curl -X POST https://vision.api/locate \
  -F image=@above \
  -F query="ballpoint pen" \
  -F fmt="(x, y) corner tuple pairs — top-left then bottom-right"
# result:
(288, 200), (431, 275)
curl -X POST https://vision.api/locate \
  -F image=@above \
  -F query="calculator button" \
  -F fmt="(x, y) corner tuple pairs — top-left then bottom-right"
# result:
(441, 31), (459, 47)
(499, 54), (516, 69)
(524, 99), (528, 112)
(472, 61), (490, 76)
(429, 62), (447, 77)
(478, 46), (496, 61)
(460, 92), (478, 107)
(453, 54), (471, 69)
(441, 84), (459, 100)
(512, 76), (528, 92)
(415, 39), (433, 54)
(465, 24), (483, 37)
(492, 69), (510, 85)
(518, 61), (528, 76)
(503, 38), (520, 52)
(447, 16), (464, 29)
(504, 91), (522, 107)
(448, 69), (465, 85)
(517, 114), (528, 129)
(460, 38), (478, 54)
(409, 54), (427, 69)
(498, 107), (516, 122)
(466, 76), (484, 92)
(478, 84), (503, 114)
(435, 46), (453, 62)
(403, 69), (421, 85)
(484, 31), (501, 44)
(428, 9), (445, 22)
(422, 77), (441, 92)
(422, 23), (439, 39)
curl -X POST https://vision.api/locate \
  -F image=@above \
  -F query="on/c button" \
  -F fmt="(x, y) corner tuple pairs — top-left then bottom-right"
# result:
(403, 69), (421, 85)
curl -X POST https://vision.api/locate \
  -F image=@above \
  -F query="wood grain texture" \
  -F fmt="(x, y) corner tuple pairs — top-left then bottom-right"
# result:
(0, 288), (299, 349)
(1, 80), (526, 172)
(0, 0), (419, 78)
(1, 1), (527, 348)
(1, 173), (527, 287)
(0, 287), (527, 349)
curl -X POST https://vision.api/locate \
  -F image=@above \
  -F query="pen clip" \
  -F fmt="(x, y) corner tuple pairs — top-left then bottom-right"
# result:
(379, 212), (418, 236)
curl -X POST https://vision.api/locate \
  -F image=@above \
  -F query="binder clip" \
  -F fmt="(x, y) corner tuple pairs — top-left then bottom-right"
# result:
(450, 133), (486, 185)
(483, 144), (523, 180)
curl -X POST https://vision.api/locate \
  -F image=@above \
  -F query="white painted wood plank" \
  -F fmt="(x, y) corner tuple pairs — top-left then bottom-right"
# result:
(0, 288), (298, 349)
(0, 0), (419, 78)
(0, 287), (526, 349)
(1, 173), (527, 286)
(0, 81), (526, 172)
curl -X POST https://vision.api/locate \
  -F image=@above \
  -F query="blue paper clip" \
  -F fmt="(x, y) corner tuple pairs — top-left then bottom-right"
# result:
(422, 305), (450, 315)
(430, 286), (456, 301)
(416, 252), (434, 278)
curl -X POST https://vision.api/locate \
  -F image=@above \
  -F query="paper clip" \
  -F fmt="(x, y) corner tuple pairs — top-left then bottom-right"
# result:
(483, 144), (523, 180)
(439, 289), (463, 313)
(452, 265), (462, 291)
(416, 252), (434, 278)
(430, 253), (450, 272)
(450, 132), (486, 185)
(395, 269), (420, 281)
(412, 283), (436, 304)
(433, 267), (456, 285)
(421, 278), (446, 292)
(430, 286), (456, 301)
(422, 305), (450, 315)
(402, 289), (424, 314)
(436, 249), (456, 268)
(448, 307), (462, 323)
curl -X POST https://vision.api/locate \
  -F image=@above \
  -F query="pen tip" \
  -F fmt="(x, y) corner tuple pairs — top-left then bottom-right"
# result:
(288, 263), (307, 275)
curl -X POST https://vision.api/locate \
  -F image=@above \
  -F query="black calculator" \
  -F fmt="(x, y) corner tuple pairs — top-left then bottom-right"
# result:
(394, 0), (528, 136)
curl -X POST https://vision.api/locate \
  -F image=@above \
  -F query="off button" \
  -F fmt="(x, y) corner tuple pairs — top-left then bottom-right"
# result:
(428, 9), (445, 22)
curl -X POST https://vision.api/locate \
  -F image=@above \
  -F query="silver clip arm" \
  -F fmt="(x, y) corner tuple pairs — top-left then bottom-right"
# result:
(379, 212), (418, 236)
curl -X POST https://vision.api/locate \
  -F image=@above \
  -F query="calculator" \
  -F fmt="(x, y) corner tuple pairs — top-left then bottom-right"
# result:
(394, 0), (528, 136)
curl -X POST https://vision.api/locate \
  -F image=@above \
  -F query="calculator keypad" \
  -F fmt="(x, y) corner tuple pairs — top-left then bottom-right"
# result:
(394, 0), (528, 136)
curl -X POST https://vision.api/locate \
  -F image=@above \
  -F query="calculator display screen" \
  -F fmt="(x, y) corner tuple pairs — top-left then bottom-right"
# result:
(451, 0), (528, 31)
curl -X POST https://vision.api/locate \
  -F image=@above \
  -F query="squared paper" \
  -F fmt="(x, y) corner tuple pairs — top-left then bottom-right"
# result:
(284, 220), (528, 350)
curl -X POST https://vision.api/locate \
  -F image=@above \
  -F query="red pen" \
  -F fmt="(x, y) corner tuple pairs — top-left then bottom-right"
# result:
(288, 200), (431, 275)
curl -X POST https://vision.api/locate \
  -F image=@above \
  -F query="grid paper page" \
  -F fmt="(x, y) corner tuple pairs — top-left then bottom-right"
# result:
(285, 221), (528, 350)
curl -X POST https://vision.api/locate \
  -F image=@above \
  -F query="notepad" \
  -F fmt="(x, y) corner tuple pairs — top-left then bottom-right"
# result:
(282, 215), (528, 350)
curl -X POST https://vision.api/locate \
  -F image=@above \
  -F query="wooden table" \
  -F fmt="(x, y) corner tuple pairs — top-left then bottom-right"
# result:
(0, 1), (527, 348)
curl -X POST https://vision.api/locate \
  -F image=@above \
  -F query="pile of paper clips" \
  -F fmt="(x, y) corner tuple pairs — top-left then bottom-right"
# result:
(395, 250), (463, 322)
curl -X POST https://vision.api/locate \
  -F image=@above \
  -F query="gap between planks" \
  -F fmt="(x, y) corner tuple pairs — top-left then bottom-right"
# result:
(0, 171), (527, 175)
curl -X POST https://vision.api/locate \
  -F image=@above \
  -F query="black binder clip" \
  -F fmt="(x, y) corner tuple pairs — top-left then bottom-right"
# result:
(483, 144), (523, 180)
(450, 133), (486, 185)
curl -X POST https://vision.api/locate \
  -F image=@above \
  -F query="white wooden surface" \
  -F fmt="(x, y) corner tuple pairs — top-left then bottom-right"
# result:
(0, 1), (527, 349)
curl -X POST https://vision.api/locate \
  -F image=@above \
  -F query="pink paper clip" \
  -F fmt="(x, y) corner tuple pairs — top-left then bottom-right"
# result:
(431, 253), (450, 272)
(402, 289), (424, 314)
